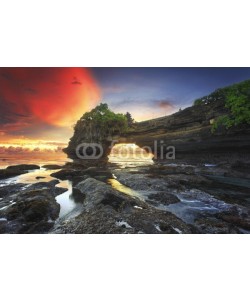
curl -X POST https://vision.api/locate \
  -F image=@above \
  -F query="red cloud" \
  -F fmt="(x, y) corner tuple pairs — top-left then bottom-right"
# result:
(0, 68), (101, 129)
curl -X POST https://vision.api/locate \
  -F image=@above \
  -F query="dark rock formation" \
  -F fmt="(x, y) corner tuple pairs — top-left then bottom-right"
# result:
(25, 180), (67, 197)
(0, 169), (26, 179)
(51, 166), (112, 182)
(0, 180), (66, 233)
(0, 183), (26, 198)
(52, 178), (194, 234)
(0, 164), (40, 179)
(64, 93), (250, 164)
(122, 101), (250, 163)
(6, 164), (40, 171)
(64, 115), (114, 163)
(0, 189), (60, 233)
(75, 177), (147, 211)
(41, 164), (63, 170)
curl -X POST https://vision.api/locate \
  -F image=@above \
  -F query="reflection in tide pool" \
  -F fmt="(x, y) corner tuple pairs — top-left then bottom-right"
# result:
(2, 167), (79, 219)
(17, 168), (58, 184)
(55, 181), (79, 218)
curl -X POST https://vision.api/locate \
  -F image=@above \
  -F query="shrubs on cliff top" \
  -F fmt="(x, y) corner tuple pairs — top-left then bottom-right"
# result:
(78, 103), (130, 136)
(194, 80), (250, 131)
(193, 88), (226, 106)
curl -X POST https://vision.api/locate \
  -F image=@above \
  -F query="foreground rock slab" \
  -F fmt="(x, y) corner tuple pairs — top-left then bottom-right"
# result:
(0, 164), (40, 179)
(52, 178), (195, 234)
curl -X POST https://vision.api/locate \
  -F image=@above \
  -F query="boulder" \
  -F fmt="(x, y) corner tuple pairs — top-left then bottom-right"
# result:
(0, 164), (40, 179)
(25, 180), (67, 197)
(0, 188), (60, 233)
(51, 169), (85, 180)
(0, 169), (26, 179)
(75, 177), (146, 211)
(41, 164), (63, 170)
(6, 164), (40, 171)
(51, 167), (112, 182)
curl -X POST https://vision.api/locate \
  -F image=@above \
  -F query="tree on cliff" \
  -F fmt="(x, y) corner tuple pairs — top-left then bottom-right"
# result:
(80, 103), (128, 137)
(212, 80), (250, 131)
(125, 112), (134, 127)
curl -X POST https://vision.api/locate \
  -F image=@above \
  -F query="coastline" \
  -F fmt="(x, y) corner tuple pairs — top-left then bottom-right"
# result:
(0, 157), (250, 234)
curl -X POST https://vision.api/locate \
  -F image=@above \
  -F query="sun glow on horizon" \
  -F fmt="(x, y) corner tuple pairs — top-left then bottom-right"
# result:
(0, 67), (101, 144)
(0, 138), (67, 153)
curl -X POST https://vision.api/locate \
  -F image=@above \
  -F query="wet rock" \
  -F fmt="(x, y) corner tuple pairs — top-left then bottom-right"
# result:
(51, 169), (84, 180)
(151, 164), (195, 175)
(52, 202), (195, 234)
(231, 161), (250, 172)
(147, 192), (180, 205)
(162, 173), (212, 189)
(0, 169), (27, 179)
(75, 177), (146, 211)
(51, 167), (112, 183)
(125, 207), (196, 234)
(25, 180), (67, 197)
(52, 178), (194, 234)
(64, 160), (108, 170)
(52, 206), (128, 234)
(194, 216), (241, 234)
(41, 164), (63, 170)
(0, 164), (40, 179)
(6, 164), (40, 171)
(0, 189), (60, 233)
(113, 170), (170, 191)
(0, 183), (26, 198)
(0, 218), (8, 234)
(0, 179), (64, 198)
(215, 207), (250, 231)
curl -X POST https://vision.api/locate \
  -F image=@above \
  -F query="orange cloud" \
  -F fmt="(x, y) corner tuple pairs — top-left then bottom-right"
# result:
(0, 67), (101, 128)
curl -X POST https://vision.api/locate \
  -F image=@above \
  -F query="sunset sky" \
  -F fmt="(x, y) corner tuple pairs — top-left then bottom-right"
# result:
(1, 67), (250, 154)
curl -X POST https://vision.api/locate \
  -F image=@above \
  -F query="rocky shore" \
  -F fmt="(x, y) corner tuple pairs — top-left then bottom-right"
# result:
(51, 159), (250, 234)
(0, 167), (67, 233)
(0, 158), (250, 234)
(52, 177), (194, 234)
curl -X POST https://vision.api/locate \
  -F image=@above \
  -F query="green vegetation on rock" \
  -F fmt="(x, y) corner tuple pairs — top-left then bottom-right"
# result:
(194, 80), (250, 132)
(79, 103), (129, 137)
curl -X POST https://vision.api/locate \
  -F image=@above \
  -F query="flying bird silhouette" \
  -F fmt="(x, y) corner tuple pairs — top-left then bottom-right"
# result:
(71, 77), (82, 85)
